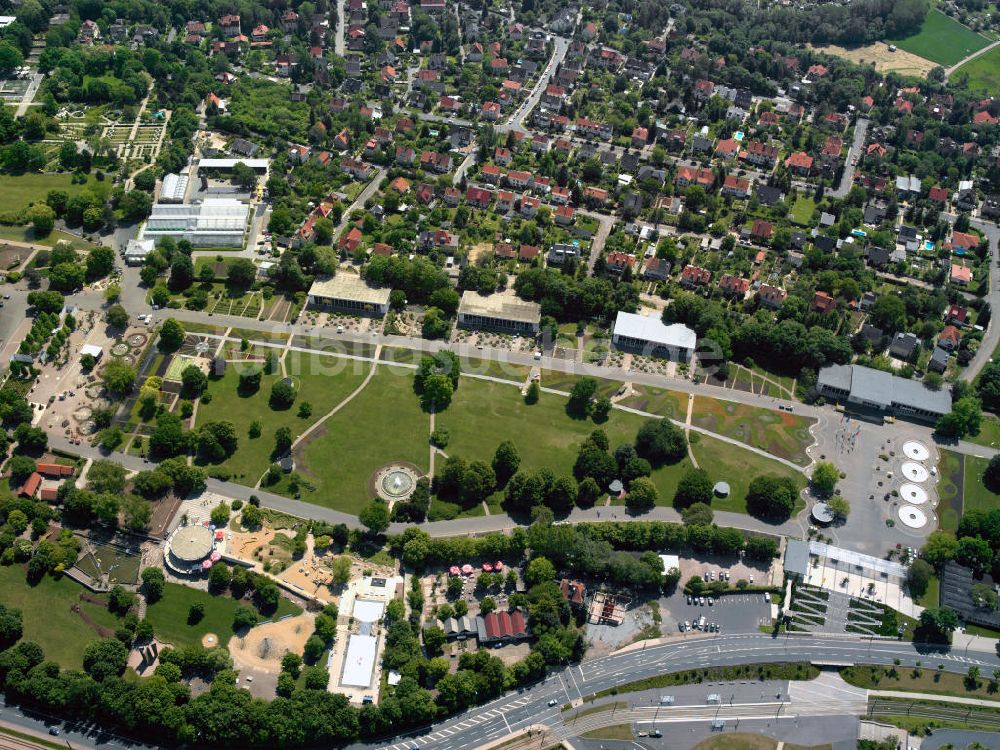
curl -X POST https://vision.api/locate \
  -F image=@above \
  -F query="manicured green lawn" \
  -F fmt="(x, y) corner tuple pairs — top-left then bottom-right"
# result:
(887, 10), (990, 66)
(840, 664), (1000, 703)
(916, 573), (939, 609)
(440, 378), (805, 514)
(540, 371), (623, 400)
(194, 350), (368, 485)
(962, 454), (998, 514)
(144, 582), (301, 649)
(291, 364), (430, 512)
(144, 582), (243, 648)
(438, 377), (646, 480)
(0, 173), (101, 214)
(689, 433), (807, 515)
(789, 196), (816, 227)
(0, 565), (119, 669)
(956, 44), (1000, 96)
(194, 256), (246, 280)
(937, 449), (964, 532)
(0, 225), (98, 250)
(965, 415), (1000, 449)
(691, 397), (815, 466)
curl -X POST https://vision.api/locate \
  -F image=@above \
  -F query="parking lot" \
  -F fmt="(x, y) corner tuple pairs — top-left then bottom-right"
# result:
(661, 591), (773, 635)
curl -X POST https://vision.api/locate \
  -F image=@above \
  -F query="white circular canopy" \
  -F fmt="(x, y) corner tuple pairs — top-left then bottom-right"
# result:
(898, 505), (928, 529)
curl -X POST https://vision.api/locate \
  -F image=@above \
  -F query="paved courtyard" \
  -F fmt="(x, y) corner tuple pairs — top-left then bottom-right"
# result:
(806, 415), (940, 557)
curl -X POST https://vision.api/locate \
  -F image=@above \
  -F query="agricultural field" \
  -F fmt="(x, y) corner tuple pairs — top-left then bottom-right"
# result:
(886, 10), (990, 67)
(954, 44), (1000, 96)
(812, 42), (937, 77)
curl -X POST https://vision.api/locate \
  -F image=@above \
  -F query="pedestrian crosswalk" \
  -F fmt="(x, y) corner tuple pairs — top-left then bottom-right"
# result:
(377, 696), (534, 750)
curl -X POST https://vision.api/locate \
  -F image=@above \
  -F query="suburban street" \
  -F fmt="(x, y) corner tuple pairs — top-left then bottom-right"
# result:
(957, 216), (1000, 382)
(501, 34), (571, 135)
(829, 118), (868, 199)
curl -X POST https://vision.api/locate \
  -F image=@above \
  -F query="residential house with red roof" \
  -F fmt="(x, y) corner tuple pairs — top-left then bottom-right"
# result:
(750, 219), (773, 243)
(554, 205), (575, 225)
(743, 141), (778, 168)
(680, 265), (711, 288)
(721, 175), (750, 199)
(466, 186), (492, 208)
(605, 252), (636, 274)
(339, 226), (364, 252)
(759, 284), (787, 309)
(719, 274), (750, 298)
(938, 325), (962, 351)
(784, 151), (813, 175)
(811, 291), (836, 313)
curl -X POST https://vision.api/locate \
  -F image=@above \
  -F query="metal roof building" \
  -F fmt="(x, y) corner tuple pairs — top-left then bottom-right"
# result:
(612, 311), (696, 362)
(197, 158), (270, 171)
(141, 199), (250, 247)
(783, 539), (810, 579)
(124, 238), (155, 265)
(817, 363), (950, 421)
(341, 634), (378, 688)
(159, 173), (188, 203)
(457, 292), (541, 334)
(307, 274), (391, 316)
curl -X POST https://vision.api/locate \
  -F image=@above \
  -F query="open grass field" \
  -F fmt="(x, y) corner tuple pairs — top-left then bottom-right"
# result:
(0, 225), (98, 251)
(144, 581), (302, 649)
(789, 196), (817, 226)
(691, 397), (815, 465)
(964, 415), (1000, 449)
(438, 377), (647, 480)
(0, 173), (98, 214)
(689, 434), (807, 515)
(0, 565), (119, 669)
(962, 454), (998, 515)
(956, 44), (1000, 96)
(194, 350), (368, 484)
(144, 582), (244, 649)
(887, 10), (990, 66)
(937, 449), (964, 532)
(291, 363), (429, 513)
(540, 370), (623, 400)
(440, 378), (805, 514)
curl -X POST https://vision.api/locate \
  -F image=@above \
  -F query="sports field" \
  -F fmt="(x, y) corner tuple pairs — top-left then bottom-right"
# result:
(954, 44), (1000, 96)
(887, 10), (990, 67)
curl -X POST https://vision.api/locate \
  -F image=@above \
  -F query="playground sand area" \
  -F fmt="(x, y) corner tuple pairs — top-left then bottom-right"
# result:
(229, 613), (315, 673)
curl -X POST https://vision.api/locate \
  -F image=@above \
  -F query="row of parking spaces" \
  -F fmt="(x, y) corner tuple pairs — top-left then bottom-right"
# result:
(685, 593), (771, 607)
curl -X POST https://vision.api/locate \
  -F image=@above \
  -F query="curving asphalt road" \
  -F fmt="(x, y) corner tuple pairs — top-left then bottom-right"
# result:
(2, 632), (997, 750)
